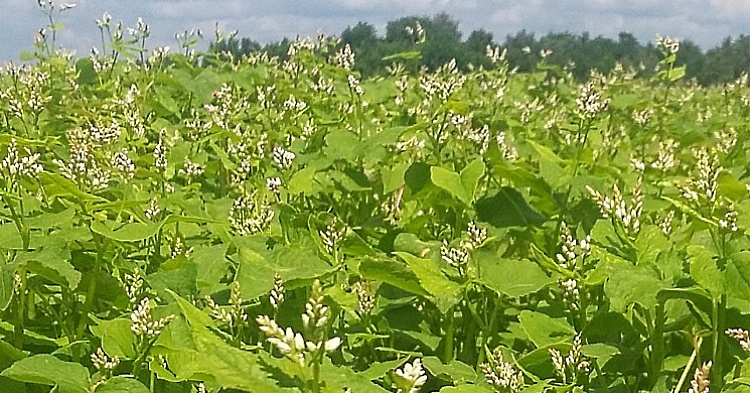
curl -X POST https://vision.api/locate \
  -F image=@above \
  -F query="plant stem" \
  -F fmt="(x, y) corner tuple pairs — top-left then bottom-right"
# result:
(76, 235), (106, 340)
(443, 307), (454, 362)
(651, 301), (665, 387)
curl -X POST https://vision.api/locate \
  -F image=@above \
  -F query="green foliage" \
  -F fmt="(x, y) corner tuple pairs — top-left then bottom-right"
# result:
(2, 8), (750, 393)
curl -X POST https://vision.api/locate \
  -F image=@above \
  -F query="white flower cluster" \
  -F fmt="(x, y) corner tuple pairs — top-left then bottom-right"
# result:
(55, 122), (123, 191)
(272, 146), (296, 169)
(130, 297), (175, 339)
(651, 138), (678, 172)
(91, 347), (119, 373)
(726, 328), (750, 353)
(688, 362), (711, 393)
(145, 198), (160, 221)
(266, 177), (282, 194)
(352, 281), (375, 316)
(549, 334), (590, 385)
(555, 222), (591, 271)
(719, 204), (739, 233)
(1, 139), (43, 191)
(319, 218), (344, 256)
(332, 44), (355, 70)
(656, 35), (680, 56)
(575, 80), (610, 119)
(257, 280), (341, 365)
(110, 148), (135, 183)
(206, 281), (247, 326)
(179, 157), (204, 179)
(680, 147), (721, 206)
(121, 268), (143, 304)
(480, 347), (525, 393)
(587, 177), (643, 238)
(496, 132), (519, 161)
(441, 240), (469, 273)
(486, 45), (507, 64)
(270, 273), (285, 310)
(393, 358), (427, 393)
(228, 193), (275, 236)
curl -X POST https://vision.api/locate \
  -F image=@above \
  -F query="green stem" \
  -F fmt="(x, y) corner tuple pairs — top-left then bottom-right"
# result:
(312, 359), (321, 393)
(13, 269), (27, 349)
(651, 301), (665, 387)
(76, 235), (106, 340)
(673, 336), (702, 393)
(713, 295), (726, 392)
(443, 307), (455, 362)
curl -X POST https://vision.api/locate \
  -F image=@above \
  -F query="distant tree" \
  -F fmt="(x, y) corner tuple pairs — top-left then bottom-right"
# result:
(464, 29), (494, 69)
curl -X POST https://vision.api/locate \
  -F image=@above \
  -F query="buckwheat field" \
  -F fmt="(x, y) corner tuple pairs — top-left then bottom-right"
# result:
(1, 9), (750, 393)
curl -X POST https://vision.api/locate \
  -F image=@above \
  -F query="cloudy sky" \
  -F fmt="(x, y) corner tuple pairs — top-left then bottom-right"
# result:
(4, 0), (750, 61)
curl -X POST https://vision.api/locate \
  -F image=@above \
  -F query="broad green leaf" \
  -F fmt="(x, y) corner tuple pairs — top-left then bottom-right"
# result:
(90, 318), (137, 359)
(518, 310), (576, 348)
(396, 252), (461, 314)
(383, 162), (409, 194)
(359, 256), (429, 297)
(430, 166), (467, 204)
(725, 251), (750, 302)
(95, 376), (150, 392)
(236, 237), (335, 300)
(147, 256), (198, 297)
(16, 246), (80, 290)
(90, 220), (162, 242)
(430, 158), (485, 205)
(688, 245), (724, 298)
(288, 166), (317, 194)
(1, 354), (90, 393)
(604, 259), (668, 311)
(193, 244), (230, 295)
(460, 158), (486, 202)
(167, 290), (291, 392)
(476, 253), (556, 298)
(475, 187), (546, 227)
(319, 358), (391, 392)
(422, 356), (479, 384)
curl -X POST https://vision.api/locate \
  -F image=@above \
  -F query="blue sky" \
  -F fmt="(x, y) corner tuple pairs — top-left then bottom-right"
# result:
(3, 0), (750, 61)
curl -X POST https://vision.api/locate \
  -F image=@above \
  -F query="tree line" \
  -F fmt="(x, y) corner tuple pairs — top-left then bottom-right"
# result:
(210, 12), (750, 86)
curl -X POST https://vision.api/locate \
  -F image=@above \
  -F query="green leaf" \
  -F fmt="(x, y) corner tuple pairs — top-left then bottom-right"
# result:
(95, 376), (150, 392)
(288, 166), (317, 194)
(383, 162), (409, 194)
(476, 253), (556, 298)
(725, 251), (750, 302)
(396, 252), (461, 314)
(359, 256), (429, 297)
(430, 158), (485, 205)
(193, 244), (230, 295)
(422, 356), (479, 384)
(90, 220), (162, 242)
(1, 354), (90, 393)
(236, 237), (335, 300)
(688, 245), (724, 298)
(15, 246), (80, 290)
(475, 187), (546, 227)
(147, 256), (198, 297)
(167, 290), (291, 392)
(518, 310), (576, 348)
(604, 259), (668, 311)
(90, 318), (137, 359)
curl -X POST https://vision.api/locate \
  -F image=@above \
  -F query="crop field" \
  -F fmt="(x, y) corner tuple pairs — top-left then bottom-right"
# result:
(1, 14), (750, 393)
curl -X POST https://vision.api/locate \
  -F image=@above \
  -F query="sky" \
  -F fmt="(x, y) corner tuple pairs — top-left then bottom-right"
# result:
(3, 0), (750, 62)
